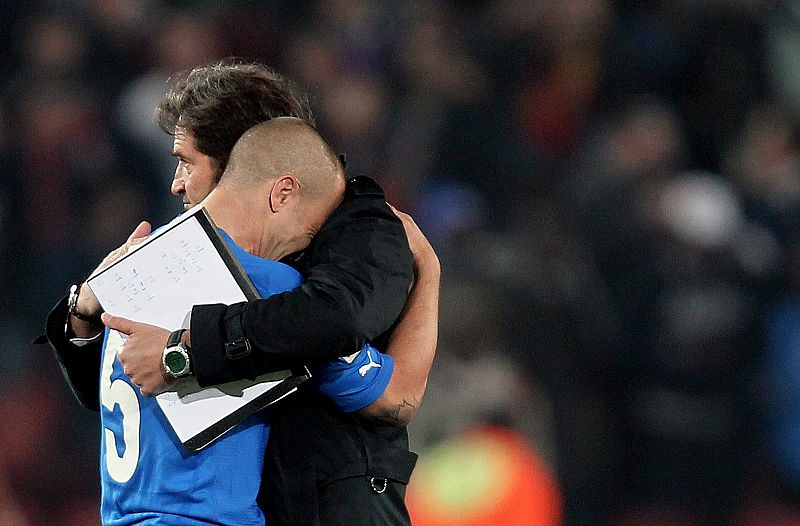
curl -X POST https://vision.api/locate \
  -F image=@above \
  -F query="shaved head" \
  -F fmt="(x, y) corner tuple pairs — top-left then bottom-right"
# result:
(202, 117), (346, 260)
(220, 117), (344, 200)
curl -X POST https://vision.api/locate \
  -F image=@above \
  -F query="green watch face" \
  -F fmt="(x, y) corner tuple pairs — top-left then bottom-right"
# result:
(165, 349), (188, 374)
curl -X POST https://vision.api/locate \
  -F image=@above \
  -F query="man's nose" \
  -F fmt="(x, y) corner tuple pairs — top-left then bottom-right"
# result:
(171, 174), (185, 196)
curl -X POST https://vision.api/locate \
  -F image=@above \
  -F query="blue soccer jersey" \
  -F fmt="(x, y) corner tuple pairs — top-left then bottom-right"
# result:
(99, 227), (394, 525)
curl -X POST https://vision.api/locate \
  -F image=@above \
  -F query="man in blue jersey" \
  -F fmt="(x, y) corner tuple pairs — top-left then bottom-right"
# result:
(98, 117), (399, 525)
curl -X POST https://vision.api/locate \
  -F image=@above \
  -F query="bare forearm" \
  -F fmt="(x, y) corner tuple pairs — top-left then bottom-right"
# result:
(362, 256), (440, 426)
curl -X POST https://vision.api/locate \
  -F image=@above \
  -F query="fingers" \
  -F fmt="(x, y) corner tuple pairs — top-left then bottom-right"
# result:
(387, 203), (417, 234)
(387, 202), (422, 240)
(89, 220), (152, 277)
(386, 202), (439, 272)
(101, 312), (137, 335)
(127, 221), (152, 243)
(387, 203), (410, 222)
(123, 221), (151, 253)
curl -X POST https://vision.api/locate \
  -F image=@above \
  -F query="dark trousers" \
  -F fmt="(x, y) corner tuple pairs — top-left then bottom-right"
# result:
(317, 474), (411, 525)
(260, 391), (416, 526)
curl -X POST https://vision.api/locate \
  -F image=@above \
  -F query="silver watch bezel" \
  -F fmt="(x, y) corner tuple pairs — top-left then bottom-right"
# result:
(162, 343), (192, 379)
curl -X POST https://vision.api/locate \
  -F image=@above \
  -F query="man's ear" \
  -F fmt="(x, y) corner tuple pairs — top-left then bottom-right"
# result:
(268, 175), (296, 213)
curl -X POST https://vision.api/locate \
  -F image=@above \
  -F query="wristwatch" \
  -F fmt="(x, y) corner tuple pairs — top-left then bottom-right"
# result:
(162, 328), (192, 379)
(67, 283), (101, 321)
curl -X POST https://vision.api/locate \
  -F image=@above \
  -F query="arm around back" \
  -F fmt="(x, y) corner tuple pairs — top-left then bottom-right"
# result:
(189, 177), (415, 387)
(359, 208), (440, 426)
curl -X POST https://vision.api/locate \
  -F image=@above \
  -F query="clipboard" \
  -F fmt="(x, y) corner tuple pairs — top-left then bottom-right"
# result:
(87, 205), (309, 450)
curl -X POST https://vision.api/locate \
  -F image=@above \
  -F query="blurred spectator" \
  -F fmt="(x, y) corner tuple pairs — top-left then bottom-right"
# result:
(724, 102), (800, 249)
(0, 359), (99, 525)
(407, 425), (561, 526)
(115, 11), (224, 221)
(408, 277), (555, 456)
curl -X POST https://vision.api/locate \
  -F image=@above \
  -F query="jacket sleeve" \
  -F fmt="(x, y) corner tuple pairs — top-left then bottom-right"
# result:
(189, 177), (414, 387)
(42, 296), (102, 411)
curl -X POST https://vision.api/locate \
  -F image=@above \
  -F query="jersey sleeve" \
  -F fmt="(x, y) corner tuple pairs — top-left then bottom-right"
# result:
(311, 344), (394, 413)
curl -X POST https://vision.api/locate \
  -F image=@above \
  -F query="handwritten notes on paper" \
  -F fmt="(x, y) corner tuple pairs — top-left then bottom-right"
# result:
(88, 207), (249, 330)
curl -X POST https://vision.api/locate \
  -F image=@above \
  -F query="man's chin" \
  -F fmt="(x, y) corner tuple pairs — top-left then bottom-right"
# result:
(183, 203), (192, 210)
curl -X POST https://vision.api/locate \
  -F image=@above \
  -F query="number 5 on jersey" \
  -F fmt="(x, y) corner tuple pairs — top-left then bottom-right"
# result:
(100, 329), (141, 483)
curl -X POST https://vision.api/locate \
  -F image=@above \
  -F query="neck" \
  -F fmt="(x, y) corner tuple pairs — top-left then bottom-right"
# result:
(201, 186), (285, 260)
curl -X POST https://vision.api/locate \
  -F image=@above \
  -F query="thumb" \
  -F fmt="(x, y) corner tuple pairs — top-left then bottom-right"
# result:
(102, 312), (136, 335)
(127, 221), (152, 243)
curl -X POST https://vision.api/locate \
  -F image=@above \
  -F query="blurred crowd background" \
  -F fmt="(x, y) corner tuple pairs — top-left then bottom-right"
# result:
(6, 0), (800, 524)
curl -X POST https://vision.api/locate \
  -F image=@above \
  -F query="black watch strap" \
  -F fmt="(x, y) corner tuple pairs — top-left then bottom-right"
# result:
(167, 328), (187, 349)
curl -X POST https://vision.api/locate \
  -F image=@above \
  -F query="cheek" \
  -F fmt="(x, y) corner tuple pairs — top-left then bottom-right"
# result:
(199, 174), (216, 194)
(186, 171), (216, 201)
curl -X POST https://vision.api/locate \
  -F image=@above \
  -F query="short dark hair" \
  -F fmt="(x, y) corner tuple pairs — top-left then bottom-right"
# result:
(155, 58), (314, 179)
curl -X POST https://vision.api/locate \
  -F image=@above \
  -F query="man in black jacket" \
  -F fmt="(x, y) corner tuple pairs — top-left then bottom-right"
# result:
(44, 60), (440, 525)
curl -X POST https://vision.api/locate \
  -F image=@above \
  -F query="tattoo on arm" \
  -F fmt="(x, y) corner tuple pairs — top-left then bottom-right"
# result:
(375, 399), (417, 426)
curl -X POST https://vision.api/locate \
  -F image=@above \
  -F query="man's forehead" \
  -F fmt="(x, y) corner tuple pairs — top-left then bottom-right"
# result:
(174, 126), (189, 141)
(172, 127), (194, 153)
